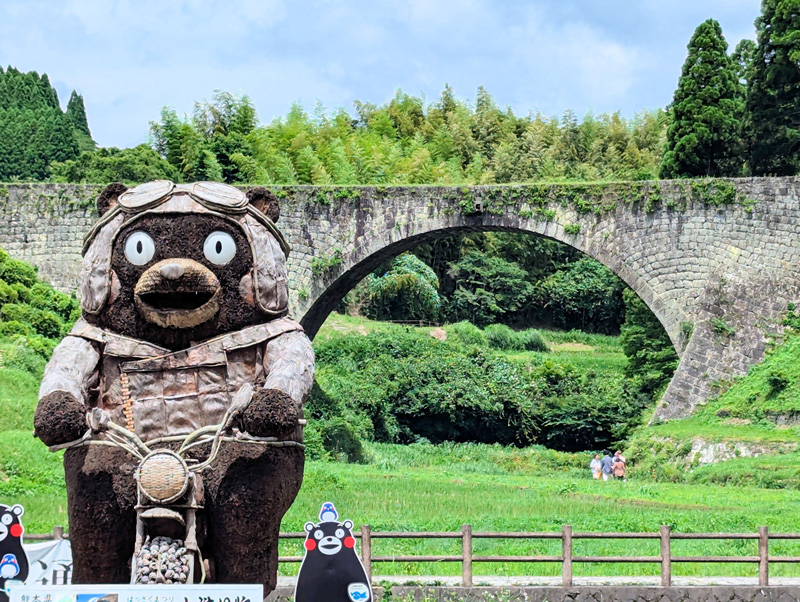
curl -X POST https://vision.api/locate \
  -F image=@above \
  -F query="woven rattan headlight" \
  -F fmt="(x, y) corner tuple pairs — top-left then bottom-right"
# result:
(136, 449), (190, 504)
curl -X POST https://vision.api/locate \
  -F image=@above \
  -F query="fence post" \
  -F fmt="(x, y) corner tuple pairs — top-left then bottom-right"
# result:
(360, 524), (372, 582)
(52, 526), (64, 540)
(562, 525), (573, 587)
(659, 525), (671, 587)
(758, 526), (769, 586)
(462, 524), (473, 587)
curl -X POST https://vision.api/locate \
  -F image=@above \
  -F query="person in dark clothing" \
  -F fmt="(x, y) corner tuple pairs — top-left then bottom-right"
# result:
(600, 451), (615, 481)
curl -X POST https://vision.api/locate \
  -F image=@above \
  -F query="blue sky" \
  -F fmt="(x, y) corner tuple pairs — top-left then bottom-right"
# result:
(0, 0), (761, 148)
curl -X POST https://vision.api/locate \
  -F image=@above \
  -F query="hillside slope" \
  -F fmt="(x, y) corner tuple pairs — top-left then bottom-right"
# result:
(628, 321), (800, 487)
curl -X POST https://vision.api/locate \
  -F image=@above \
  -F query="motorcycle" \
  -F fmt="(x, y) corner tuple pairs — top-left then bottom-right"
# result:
(85, 384), (257, 585)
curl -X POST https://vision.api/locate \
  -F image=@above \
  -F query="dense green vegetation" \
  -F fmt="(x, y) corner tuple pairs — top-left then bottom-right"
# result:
(747, 0), (800, 176)
(307, 314), (653, 456)
(349, 232), (629, 336)
(0, 247), (80, 368)
(619, 289), (679, 397)
(50, 144), (180, 185)
(661, 19), (743, 178)
(0, 67), (95, 181)
(361, 254), (442, 323)
(1, 3), (798, 186)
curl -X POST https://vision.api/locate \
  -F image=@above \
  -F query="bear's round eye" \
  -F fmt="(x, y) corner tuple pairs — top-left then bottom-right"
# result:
(203, 231), (237, 265)
(124, 232), (155, 266)
(335, 528), (345, 539)
(314, 530), (324, 540)
(1, 514), (11, 525)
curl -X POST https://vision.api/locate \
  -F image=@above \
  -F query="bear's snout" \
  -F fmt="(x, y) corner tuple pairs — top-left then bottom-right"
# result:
(134, 258), (221, 329)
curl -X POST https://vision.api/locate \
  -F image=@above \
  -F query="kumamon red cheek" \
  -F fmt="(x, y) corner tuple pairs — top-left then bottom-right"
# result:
(304, 539), (316, 551)
(10, 524), (22, 538)
(344, 536), (355, 548)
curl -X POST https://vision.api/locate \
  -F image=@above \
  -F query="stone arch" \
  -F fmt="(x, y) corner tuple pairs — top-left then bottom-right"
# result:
(3, 179), (797, 420)
(298, 218), (683, 353)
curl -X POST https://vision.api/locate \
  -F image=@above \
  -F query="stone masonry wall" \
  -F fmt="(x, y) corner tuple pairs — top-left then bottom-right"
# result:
(2, 178), (800, 421)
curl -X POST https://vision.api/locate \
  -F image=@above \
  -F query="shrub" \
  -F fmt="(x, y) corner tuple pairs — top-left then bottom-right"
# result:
(619, 289), (678, 398)
(0, 337), (49, 375)
(767, 369), (790, 394)
(24, 334), (58, 358)
(485, 324), (518, 350)
(533, 258), (625, 334)
(447, 251), (534, 327)
(28, 283), (78, 321)
(0, 321), (34, 337)
(515, 328), (548, 352)
(0, 280), (18, 305)
(711, 316), (736, 337)
(10, 283), (30, 303)
(320, 417), (366, 463)
(448, 321), (487, 347)
(0, 259), (38, 287)
(302, 423), (329, 461)
(0, 303), (64, 339)
(314, 320), (643, 452)
(364, 254), (441, 322)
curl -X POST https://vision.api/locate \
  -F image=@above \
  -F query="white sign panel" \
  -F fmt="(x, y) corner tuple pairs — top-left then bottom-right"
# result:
(6, 584), (262, 602)
(23, 540), (72, 585)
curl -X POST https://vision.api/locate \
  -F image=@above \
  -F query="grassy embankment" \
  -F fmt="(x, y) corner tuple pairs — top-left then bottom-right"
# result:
(4, 313), (800, 578)
(628, 323), (800, 488)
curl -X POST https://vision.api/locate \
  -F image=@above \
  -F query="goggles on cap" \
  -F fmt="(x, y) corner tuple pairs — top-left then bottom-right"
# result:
(117, 180), (249, 213)
(83, 181), (289, 257)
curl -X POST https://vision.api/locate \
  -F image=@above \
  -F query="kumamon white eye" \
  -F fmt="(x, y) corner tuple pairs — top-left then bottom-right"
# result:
(124, 232), (155, 265)
(335, 528), (345, 539)
(203, 231), (237, 265)
(1, 514), (12, 525)
(314, 530), (324, 540)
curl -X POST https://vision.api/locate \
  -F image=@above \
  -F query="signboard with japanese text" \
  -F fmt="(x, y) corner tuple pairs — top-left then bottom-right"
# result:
(22, 540), (72, 586)
(5, 584), (262, 602)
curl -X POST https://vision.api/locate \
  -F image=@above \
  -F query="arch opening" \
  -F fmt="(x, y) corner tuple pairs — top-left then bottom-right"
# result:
(300, 225), (681, 351)
(303, 227), (680, 453)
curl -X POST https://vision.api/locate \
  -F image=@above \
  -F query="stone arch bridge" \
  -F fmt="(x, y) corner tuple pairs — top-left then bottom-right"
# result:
(1, 177), (799, 421)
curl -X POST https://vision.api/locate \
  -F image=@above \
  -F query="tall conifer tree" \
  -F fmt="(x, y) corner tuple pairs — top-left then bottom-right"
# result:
(747, 0), (800, 176)
(66, 91), (96, 152)
(660, 19), (742, 178)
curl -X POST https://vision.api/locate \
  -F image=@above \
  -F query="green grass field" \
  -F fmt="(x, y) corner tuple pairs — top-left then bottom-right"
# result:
(3, 314), (800, 579)
(278, 442), (800, 579)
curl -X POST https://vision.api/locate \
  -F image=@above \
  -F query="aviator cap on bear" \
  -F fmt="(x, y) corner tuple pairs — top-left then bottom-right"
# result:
(79, 180), (290, 317)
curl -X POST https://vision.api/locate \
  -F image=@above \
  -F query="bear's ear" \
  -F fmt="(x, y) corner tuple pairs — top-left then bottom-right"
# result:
(11, 505), (23, 517)
(246, 187), (280, 223)
(304, 521), (316, 533)
(344, 520), (353, 530)
(97, 182), (129, 216)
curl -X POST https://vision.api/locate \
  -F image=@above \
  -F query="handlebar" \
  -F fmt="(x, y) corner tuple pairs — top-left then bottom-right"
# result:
(90, 383), (256, 468)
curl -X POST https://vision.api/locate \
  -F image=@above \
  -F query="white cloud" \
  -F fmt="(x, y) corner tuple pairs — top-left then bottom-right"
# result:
(0, 0), (762, 147)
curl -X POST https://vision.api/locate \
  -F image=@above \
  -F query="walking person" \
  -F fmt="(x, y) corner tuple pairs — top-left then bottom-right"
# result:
(600, 451), (614, 481)
(613, 451), (627, 481)
(590, 454), (602, 479)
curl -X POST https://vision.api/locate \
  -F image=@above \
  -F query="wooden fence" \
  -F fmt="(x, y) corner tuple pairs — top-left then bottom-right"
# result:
(30, 525), (800, 587)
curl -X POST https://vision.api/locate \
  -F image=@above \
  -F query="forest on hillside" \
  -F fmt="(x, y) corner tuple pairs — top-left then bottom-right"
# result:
(2, 3), (799, 186)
